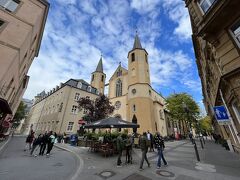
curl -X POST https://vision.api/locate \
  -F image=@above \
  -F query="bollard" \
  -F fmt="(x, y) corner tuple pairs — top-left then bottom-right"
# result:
(200, 138), (204, 149)
(193, 140), (200, 161)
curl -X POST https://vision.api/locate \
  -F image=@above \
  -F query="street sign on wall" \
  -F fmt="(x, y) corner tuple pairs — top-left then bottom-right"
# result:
(213, 106), (231, 125)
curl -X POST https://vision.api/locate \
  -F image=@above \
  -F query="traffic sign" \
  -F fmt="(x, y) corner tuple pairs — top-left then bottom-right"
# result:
(213, 106), (230, 125)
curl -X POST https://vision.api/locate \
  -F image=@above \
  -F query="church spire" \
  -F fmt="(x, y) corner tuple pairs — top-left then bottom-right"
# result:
(95, 55), (103, 72)
(133, 31), (142, 50)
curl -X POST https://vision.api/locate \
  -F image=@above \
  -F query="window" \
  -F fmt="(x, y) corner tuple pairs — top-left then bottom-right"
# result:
(198, 0), (217, 13)
(230, 20), (240, 47)
(132, 68), (136, 76)
(117, 70), (122, 77)
(132, 104), (136, 112)
(71, 105), (78, 114)
(101, 75), (104, 82)
(0, 0), (20, 12)
(145, 54), (148, 63)
(115, 101), (121, 110)
(131, 53), (135, 62)
(67, 122), (74, 131)
(0, 19), (4, 27)
(159, 110), (164, 119)
(74, 93), (80, 101)
(91, 75), (94, 82)
(87, 86), (92, 92)
(77, 82), (82, 89)
(116, 79), (122, 97)
(232, 101), (240, 124)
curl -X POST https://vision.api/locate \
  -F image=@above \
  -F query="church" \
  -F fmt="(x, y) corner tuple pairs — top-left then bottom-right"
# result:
(91, 34), (167, 135)
(23, 34), (168, 136)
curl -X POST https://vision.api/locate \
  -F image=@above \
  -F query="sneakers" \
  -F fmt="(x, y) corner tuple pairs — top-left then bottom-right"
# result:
(157, 166), (161, 169)
(139, 168), (143, 171)
(164, 163), (168, 166)
(148, 164), (151, 168)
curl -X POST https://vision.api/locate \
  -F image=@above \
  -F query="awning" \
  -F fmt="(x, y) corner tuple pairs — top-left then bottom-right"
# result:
(84, 117), (140, 129)
(0, 98), (12, 114)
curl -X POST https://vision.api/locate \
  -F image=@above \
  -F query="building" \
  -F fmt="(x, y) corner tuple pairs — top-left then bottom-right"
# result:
(185, 0), (240, 149)
(23, 79), (99, 135)
(26, 34), (168, 136)
(0, 0), (49, 135)
(103, 34), (167, 135)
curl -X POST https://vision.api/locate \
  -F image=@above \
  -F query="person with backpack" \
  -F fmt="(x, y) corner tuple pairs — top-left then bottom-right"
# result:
(154, 132), (167, 169)
(139, 132), (150, 170)
(125, 134), (133, 164)
(46, 131), (55, 156)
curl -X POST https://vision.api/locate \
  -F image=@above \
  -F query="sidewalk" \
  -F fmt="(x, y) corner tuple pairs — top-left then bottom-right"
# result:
(55, 140), (240, 180)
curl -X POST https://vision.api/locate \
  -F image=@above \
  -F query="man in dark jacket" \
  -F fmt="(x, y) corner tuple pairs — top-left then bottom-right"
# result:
(139, 132), (150, 170)
(39, 132), (48, 156)
(116, 134), (124, 166)
(154, 132), (167, 168)
(30, 134), (42, 156)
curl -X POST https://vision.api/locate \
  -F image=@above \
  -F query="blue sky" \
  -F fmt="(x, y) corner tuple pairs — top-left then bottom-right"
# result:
(24, 0), (204, 111)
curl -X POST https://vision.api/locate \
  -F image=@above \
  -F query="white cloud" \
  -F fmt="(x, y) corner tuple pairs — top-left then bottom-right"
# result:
(23, 0), (200, 101)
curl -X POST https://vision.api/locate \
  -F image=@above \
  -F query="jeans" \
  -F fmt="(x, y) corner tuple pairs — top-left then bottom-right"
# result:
(39, 143), (46, 155)
(46, 143), (54, 154)
(157, 148), (167, 167)
(140, 149), (150, 168)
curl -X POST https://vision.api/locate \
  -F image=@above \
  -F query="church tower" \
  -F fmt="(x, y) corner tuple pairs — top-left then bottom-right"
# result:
(127, 33), (155, 134)
(91, 56), (106, 94)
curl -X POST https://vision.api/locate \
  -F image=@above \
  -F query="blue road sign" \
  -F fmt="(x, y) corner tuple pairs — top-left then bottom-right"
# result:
(213, 106), (230, 124)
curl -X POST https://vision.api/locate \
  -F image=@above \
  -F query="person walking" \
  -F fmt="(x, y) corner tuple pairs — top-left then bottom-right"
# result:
(125, 134), (133, 164)
(24, 130), (35, 151)
(154, 132), (167, 169)
(39, 131), (48, 156)
(30, 134), (42, 156)
(147, 130), (154, 152)
(139, 132), (150, 170)
(46, 131), (56, 156)
(116, 134), (124, 167)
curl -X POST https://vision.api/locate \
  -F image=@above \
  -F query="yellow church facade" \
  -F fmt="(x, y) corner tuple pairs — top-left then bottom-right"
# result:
(91, 34), (168, 135)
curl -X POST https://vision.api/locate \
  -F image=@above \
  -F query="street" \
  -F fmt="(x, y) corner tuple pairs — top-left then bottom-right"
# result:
(1, 137), (240, 180)
(0, 136), (77, 180)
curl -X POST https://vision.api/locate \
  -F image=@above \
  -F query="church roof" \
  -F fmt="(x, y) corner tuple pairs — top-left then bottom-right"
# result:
(95, 56), (103, 72)
(133, 33), (142, 49)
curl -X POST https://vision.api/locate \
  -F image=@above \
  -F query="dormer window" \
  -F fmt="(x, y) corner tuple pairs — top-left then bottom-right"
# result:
(131, 53), (135, 62)
(87, 86), (92, 92)
(77, 82), (82, 89)
(198, 0), (217, 13)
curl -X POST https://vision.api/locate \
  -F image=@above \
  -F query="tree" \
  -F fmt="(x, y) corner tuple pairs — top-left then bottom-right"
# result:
(166, 93), (200, 133)
(199, 116), (213, 134)
(78, 94), (115, 123)
(12, 101), (27, 128)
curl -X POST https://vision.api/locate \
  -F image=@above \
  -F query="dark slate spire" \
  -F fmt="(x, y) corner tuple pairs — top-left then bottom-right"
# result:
(133, 32), (142, 49)
(95, 56), (103, 72)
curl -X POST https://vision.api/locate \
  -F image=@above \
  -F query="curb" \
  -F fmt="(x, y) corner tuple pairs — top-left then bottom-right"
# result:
(54, 144), (84, 180)
(0, 135), (12, 154)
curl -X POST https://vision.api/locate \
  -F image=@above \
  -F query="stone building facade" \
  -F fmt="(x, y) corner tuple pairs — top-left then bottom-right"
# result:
(0, 0), (49, 135)
(23, 79), (99, 135)
(185, 0), (240, 149)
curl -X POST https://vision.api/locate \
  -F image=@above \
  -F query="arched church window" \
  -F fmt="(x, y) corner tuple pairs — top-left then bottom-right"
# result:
(101, 75), (104, 82)
(116, 79), (122, 97)
(132, 104), (136, 112)
(117, 70), (122, 77)
(132, 68), (136, 76)
(131, 53), (135, 62)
